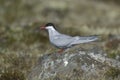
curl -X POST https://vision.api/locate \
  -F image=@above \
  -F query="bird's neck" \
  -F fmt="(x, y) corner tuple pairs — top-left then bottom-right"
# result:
(48, 28), (60, 36)
(47, 28), (60, 41)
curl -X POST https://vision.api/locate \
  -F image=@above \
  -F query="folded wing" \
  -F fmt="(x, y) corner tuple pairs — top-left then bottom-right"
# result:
(71, 36), (98, 45)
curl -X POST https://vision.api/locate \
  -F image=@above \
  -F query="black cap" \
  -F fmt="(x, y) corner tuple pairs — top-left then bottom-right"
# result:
(45, 23), (54, 27)
(45, 23), (57, 30)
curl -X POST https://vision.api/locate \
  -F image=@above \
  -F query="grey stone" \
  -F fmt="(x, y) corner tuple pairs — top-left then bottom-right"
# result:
(28, 47), (120, 80)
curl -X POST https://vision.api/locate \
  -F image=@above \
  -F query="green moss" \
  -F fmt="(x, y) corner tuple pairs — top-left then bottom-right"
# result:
(105, 67), (120, 78)
(107, 50), (119, 59)
(107, 51), (116, 59)
(102, 0), (120, 5)
(20, 25), (48, 46)
(62, 27), (82, 36)
(0, 69), (26, 80)
(0, 35), (16, 48)
(105, 39), (120, 50)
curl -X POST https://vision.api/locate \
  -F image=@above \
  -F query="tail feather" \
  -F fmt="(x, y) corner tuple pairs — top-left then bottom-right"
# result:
(71, 36), (98, 45)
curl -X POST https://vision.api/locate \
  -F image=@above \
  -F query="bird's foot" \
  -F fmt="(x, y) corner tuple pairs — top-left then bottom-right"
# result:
(58, 49), (64, 53)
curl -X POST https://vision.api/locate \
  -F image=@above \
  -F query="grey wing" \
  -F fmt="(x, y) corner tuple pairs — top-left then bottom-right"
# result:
(71, 35), (98, 45)
(52, 34), (74, 48)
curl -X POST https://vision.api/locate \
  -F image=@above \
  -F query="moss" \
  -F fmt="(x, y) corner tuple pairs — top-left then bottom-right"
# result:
(0, 23), (48, 49)
(108, 52), (116, 59)
(4, 53), (36, 73)
(62, 27), (82, 36)
(107, 50), (118, 59)
(104, 39), (120, 59)
(105, 39), (120, 50)
(0, 69), (26, 80)
(20, 25), (48, 46)
(101, 0), (120, 5)
(105, 50), (120, 59)
(105, 67), (120, 78)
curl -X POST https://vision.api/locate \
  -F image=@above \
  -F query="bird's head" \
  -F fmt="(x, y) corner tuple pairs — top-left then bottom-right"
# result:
(40, 23), (56, 30)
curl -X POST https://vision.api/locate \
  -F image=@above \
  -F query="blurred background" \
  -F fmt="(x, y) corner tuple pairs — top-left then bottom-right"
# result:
(0, 0), (120, 79)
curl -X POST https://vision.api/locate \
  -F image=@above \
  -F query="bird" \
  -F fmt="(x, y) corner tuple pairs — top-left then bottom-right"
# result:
(40, 23), (98, 53)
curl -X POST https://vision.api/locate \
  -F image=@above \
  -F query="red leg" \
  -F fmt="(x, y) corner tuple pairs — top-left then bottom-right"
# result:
(58, 49), (64, 53)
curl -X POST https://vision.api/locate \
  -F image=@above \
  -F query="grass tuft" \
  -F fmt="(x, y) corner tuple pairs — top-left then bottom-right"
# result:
(105, 67), (120, 79)
(0, 69), (26, 80)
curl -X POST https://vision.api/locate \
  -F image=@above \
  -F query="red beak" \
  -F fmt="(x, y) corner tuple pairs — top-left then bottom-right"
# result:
(40, 26), (45, 30)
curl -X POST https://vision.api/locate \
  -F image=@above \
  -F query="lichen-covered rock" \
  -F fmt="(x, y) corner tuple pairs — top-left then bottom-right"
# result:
(28, 47), (120, 80)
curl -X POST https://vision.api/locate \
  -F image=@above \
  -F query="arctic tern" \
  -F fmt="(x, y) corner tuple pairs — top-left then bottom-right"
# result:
(40, 23), (98, 53)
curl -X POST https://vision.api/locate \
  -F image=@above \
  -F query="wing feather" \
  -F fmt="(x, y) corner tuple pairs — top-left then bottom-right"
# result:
(71, 36), (98, 45)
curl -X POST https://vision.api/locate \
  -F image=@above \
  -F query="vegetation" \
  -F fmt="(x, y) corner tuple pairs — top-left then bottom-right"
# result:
(105, 67), (120, 79)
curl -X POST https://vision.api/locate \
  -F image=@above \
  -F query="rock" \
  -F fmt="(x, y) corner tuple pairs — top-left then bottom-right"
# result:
(28, 47), (120, 80)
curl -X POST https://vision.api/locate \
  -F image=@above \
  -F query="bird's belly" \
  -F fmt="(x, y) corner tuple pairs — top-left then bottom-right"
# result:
(50, 40), (68, 49)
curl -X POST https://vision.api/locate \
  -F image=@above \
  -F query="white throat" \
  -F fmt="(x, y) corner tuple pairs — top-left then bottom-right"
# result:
(47, 26), (60, 40)
(47, 27), (59, 35)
